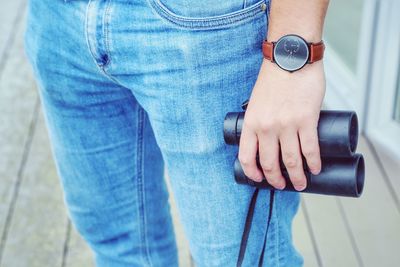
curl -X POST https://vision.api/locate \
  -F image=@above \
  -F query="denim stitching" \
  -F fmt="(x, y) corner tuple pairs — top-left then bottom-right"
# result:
(152, 0), (263, 28)
(136, 108), (154, 267)
(103, 0), (112, 66)
(153, 0), (264, 22)
(147, 0), (268, 30)
(85, 0), (100, 66)
(85, 0), (106, 67)
(84, 0), (123, 87)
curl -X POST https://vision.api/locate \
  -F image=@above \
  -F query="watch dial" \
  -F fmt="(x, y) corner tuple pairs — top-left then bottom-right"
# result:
(274, 35), (309, 72)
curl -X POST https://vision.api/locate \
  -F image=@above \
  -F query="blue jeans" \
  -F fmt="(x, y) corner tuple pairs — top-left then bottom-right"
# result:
(24, 0), (303, 266)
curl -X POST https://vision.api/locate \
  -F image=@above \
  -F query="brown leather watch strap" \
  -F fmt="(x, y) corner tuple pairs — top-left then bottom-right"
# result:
(309, 41), (325, 63)
(262, 41), (274, 62)
(262, 39), (325, 63)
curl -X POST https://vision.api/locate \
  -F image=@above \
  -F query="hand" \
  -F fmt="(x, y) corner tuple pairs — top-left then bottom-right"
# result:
(238, 59), (326, 191)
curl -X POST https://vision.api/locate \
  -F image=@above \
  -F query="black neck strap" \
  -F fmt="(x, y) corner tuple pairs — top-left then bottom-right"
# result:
(236, 188), (276, 267)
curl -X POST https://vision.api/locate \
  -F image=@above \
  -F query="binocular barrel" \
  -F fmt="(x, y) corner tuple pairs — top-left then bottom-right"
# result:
(224, 110), (358, 157)
(234, 154), (365, 197)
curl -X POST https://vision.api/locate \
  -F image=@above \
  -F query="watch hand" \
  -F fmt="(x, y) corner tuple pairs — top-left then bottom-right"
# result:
(284, 53), (292, 64)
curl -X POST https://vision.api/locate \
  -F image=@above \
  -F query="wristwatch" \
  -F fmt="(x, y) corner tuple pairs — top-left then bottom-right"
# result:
(262, 34), (325, 72)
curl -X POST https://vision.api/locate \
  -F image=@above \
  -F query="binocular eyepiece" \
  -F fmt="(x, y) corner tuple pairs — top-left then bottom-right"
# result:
(223, 100), (365, 197)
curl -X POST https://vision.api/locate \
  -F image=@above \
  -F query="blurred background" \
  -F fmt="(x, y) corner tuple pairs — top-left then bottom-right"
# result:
(0, 0), (399, 266)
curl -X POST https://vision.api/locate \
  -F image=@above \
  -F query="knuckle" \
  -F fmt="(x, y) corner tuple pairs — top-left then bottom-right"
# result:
(279, 112), (317, 130)
(283, 152), (298, 168)
(296, 111), (315, 123)
(238, 154), (252, 167)
(279, 116), (294, 129)
(295, 112), (309, 122)
(244, 169), (258, 179)
(302, 147), (317, 158)
(306, 159), (317, 169)
(259, 120), (276, 133)
(302, 134), (317, 146)
(243, 118), (257, 129)
(260, 160), (275, 173)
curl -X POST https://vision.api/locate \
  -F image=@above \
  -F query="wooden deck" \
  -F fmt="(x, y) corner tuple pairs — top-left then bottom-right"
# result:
(1, 2), (400, 267)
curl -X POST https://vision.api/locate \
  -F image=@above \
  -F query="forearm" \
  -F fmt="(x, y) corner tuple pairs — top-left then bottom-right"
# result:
(267, 0), (329, 42)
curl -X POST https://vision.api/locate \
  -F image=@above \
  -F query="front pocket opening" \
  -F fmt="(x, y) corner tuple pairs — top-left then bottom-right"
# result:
(147, 0), (269, 30)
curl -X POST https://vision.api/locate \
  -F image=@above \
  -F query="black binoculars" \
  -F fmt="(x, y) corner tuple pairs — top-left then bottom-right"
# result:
(223, 100), (365, 197)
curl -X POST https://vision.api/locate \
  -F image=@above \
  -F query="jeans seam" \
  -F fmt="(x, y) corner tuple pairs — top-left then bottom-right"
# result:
(84, 0), (129, 89)
(146, 0), (267, 30)
(103, 0), (112, 66)
(85, 0), (111, 68)
(85, 0), (107, 70)
(136, 107), (154, 267)
(85, 0), (99, 66)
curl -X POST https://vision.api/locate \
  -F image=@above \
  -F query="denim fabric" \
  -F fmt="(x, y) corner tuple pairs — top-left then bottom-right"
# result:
(24, 0), (303, 266)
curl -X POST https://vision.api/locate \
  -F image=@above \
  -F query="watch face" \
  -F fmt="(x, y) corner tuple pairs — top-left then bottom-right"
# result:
(274, 35), (309, 72)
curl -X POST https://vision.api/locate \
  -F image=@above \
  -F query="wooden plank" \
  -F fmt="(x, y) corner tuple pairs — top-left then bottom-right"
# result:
(292, 198), (320, 267)
(0, 6), (39, 260)
(0, 0), (24, 46)
(302, 193), (360, 267)
(367, 139), (400, 212)
(165, 173), (193, 267)
(0, 0), (26, 72)
(0, 109), (68, 267)
(338, 137), (400, 266)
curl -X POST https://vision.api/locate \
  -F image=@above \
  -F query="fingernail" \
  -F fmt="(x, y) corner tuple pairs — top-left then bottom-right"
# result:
(254, 176), (263, 182)
(310, 168), (320, 175)
(295, 184), (306, 191)
(277, 182), (286, 190)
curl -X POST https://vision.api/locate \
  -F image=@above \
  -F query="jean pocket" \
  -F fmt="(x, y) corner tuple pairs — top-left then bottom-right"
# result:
(147, 0), (269, 30)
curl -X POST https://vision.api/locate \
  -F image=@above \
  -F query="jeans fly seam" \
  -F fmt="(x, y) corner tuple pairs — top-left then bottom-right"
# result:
(136, 107), (154, 267)
(85, 0), (107, 71)
(84, 0), (130, 89)
(85, 0), (111, 70)
(85, 0), (98, 65)
(103, 0), (112, 66)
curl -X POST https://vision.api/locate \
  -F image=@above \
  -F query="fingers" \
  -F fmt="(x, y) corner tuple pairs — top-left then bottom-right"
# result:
(298, 122), (322, 175)
(279, 127), (307, 191)
(238, 122), (264, 182)
(258, 131), (286, 189)
(238, 107), (321, 191)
